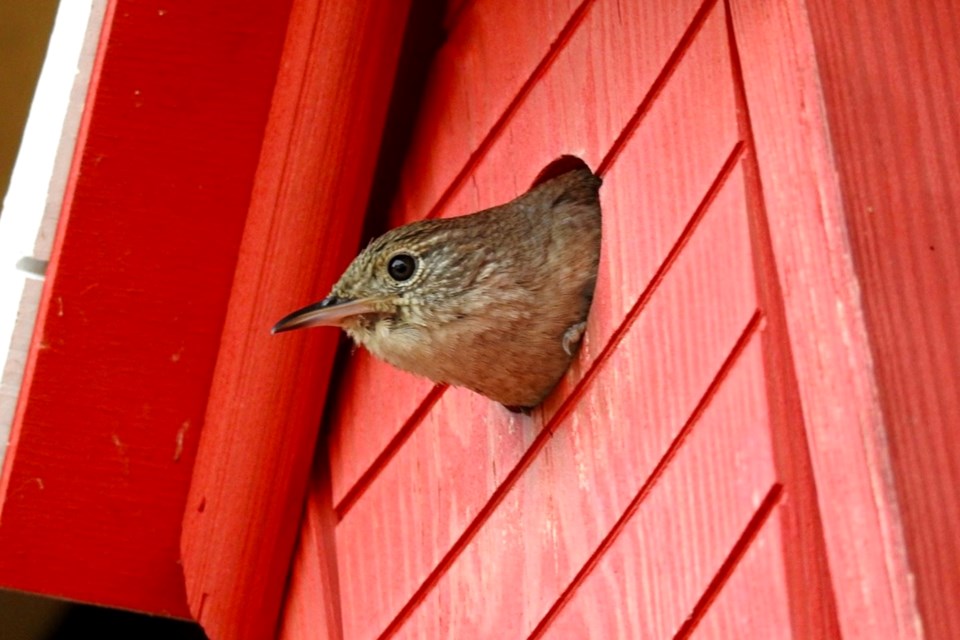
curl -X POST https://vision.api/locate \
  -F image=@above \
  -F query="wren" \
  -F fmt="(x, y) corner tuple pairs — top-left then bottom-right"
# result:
(272, 156), (602, 412)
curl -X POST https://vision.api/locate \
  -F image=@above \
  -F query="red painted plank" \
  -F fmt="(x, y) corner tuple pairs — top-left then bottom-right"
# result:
(327, 349), (436, 508)
(442, 0), (473, 30)
(338, 162), (753, 637)
(179, 1), (411, 638)
(335, 387), (527, 639)
(394, 0), (710, 229)
(283, 0), (943, 635)
(390, 0), (586, 225)
(729, 0), (921, 636)
(327, 6), (742, 636)
(542, 2), (738, 417)
(724, 2), (842, 633)
(802, 2), (960, 637)
(0, 0), (291, 616)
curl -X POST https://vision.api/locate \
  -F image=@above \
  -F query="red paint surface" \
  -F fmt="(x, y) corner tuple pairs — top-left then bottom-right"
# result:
(178, 1), (411, 639)
(0, 0), (291, 616)
(3, 0), (951, 635)
(803, 2), (960, 638)
(729, 1), (924, 636)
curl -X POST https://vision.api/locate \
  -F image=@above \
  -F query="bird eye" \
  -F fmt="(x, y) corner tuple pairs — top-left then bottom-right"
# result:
(387, 253), (417, 282)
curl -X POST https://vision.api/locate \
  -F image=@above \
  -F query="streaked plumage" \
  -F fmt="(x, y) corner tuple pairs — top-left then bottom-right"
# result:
(274, 156), (602, 411)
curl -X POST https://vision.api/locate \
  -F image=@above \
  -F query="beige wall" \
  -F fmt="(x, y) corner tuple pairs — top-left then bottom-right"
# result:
(0, 0), (60, 210)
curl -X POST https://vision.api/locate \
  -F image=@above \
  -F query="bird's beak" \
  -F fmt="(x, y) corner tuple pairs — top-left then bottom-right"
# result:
(271, 296), (378, 334)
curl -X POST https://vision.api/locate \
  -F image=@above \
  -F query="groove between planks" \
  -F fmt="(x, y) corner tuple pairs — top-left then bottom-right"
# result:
(673, 483), (785, 639)
(334, 384), (446, 519)
(528, 310), (766, 638)
(597, 0), (720, 176)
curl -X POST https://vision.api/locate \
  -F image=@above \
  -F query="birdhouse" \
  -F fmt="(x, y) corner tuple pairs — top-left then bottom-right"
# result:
(0, 1), (957, 638)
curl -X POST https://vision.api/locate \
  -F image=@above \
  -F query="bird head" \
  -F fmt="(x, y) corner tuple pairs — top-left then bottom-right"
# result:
(269, 155), (602, 409)
(271, 215), (497, 340)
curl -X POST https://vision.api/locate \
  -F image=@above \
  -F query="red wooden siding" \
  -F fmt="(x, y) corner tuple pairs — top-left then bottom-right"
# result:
(729, 1), (924, 636)
(0, 0), (292, 616)
(281, 0), (852, 637)
(179, 2), (412, 639)
(2, 0), (952, 636)
(801, 2), (960, 637)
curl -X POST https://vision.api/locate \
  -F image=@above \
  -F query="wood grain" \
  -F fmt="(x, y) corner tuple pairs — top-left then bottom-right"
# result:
(279, 456), (343, 640)
(4, 0), (940, 633)
(542, 3), (738, 418)
(395, 0), (708, 228)
(723, 2), (842, 635)
(328, 349), (437, 509)
(0, 0), (291, 616)
(179, 1), (410, 638)
(802, 2), (960, 637)
(729, 0), (922, 636)
(326, 0), (589, 508)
